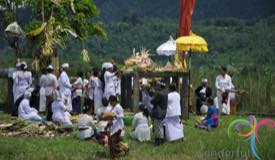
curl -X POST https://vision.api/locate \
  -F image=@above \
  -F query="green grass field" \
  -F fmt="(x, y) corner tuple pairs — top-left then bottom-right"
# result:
(0, 115), (274, 160)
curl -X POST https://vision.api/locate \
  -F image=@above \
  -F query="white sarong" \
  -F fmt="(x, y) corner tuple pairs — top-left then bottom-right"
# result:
(165, 116), (184, 141)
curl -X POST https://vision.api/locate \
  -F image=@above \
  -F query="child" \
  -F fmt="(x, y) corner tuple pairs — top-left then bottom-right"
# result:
(131, 103), (151, 142)
(195, 98), (219, 131)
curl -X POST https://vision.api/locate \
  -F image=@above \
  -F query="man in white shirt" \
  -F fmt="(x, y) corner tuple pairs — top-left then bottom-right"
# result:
(58, 63), (72, 111)
(45, 65), (58, 120)
(103, 63), (118, 99)
(215, 66), (233, 114)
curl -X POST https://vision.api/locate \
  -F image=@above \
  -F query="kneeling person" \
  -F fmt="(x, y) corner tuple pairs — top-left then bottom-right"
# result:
(18, 89), (42, 121)
(195, 98), (219, 131)
(52, 90), (72, 126)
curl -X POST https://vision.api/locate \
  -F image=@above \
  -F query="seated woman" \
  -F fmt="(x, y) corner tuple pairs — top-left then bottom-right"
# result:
(195, 98), (219, 131)
(131, 103), (151, 142)
(51, 90), (72, 126)
(77, 114), (97, 140)
(18, 89), (42, 121)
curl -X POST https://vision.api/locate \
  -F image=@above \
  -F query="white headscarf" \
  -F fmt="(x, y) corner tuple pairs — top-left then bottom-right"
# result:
(61, 63), (69, 69)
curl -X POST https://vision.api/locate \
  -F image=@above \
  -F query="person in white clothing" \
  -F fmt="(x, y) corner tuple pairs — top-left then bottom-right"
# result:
(83, 71), (91, 113)
(103, 95), (125, 137)
(72, 71), (83, 114)
(58, 63), (72, 111)
(131, 103), (151, 142)
(215, 66), (233, 115)
(165, 84), (184, 142)
(103, 63), (118, 99)
(12, 62), (21, 104)
(92, 69), (103, 116)
(51, 90), (72, 126)
(45, 65), (58, 121)
(18, 89), (42, 121)
(77, 114), (97, 140)
(39, 68), (47, 113)
(12, 62), (32, 116)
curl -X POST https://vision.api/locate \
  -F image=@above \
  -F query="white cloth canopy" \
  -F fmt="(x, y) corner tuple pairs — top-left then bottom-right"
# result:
(156, 36), (176, 56)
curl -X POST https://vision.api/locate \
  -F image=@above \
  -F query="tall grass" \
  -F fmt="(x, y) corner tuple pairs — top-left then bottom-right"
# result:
(191, 67), (275, 113)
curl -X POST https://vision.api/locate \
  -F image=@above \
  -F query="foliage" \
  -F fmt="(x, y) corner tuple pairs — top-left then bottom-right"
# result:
(0, 0), (106, 66)
(0, 115), (274, 160)
(94, 0), (275, 22)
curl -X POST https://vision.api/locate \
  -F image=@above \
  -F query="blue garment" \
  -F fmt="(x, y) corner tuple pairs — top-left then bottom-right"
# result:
(203, 105), (219, 127)
(72, 96), (81, 113)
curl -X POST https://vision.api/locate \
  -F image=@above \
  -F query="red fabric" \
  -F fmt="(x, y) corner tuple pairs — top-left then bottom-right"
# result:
(178, 0), (196, 67)
(178, 0), (196, 36)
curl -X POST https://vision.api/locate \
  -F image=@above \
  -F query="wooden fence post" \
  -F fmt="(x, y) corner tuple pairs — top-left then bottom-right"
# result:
(182, 73), (189, 120)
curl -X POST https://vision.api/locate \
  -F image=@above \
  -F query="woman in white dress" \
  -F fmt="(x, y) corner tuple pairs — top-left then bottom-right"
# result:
(165, 84), (184, 142)
(39, 68), (47, 113)
(92, 69), (103, 116)
(18, 89), (42, 121)
(131, 103), (151, 142)
(13, 62), (32, 116)
(51, 90), (72, 126)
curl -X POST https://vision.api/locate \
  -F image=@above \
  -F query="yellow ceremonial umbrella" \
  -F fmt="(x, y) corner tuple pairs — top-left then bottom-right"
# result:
(175, 32), (208, 68)
(176, 32), (208, 52)
(175, 32), (208, 76)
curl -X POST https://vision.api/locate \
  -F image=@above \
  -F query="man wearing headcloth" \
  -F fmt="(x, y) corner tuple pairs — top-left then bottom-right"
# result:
(58, 63), (72, 111)
(103, 63), (118, 99)
(195, 78), (212, 115)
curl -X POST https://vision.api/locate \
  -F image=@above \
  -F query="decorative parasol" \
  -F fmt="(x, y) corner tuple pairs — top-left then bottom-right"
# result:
(176, 32), (208, 53)
(156, 36), (176, 56)
(176, 32), (208, 68)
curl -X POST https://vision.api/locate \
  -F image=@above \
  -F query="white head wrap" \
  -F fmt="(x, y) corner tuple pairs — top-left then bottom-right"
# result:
(102, 62), (113, 70)
(21, 61), (27, 69)
(47, 65), (54, 70)
(61, 63), (69, 69)
(16, 62), (21, 68)
(202, 78), (208, 83)
(24, 88), (34, 98)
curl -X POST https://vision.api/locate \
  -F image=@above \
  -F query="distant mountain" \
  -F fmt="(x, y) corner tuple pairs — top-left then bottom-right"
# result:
(94, 0), (275, 22)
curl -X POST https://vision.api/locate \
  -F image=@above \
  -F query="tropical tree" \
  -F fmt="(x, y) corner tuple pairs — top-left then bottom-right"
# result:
(0, 0), (106, 69)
